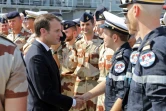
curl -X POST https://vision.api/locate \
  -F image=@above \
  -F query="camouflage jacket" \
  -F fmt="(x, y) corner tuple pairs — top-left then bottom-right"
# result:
(0, 33), (7, 38)
(74, 35), (103, 77)
(23, 33), (36, 55)
(0, 36), (28, 111)
(7, 28), (31, 50)
(98, 43), (114, 81)
(57, 41), (77, 74)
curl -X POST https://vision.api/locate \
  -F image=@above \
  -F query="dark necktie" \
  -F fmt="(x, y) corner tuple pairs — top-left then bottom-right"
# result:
(47, 49), (53, 57)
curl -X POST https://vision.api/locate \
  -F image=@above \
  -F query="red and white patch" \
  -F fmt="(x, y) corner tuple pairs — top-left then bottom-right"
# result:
(114, 61), (125, 73)
(130, 51), (140, 65)
(139, 51), (155, 67)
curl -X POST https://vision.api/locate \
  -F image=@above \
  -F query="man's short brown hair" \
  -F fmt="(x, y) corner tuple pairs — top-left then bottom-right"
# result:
(34, 14), (61, 37)
(107, 28), (129, 42)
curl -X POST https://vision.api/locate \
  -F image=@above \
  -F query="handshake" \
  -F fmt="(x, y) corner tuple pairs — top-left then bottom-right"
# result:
(72, 93), (91, 109)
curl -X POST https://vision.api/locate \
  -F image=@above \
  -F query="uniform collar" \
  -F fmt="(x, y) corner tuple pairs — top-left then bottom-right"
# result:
(114, 42), (130, 55)
(11, 27), (26, 35)
(138, 26), (166, 51)
(66, 42), (74, 49)
(81, 34), (99, 43)
(20, 28), (25, 33)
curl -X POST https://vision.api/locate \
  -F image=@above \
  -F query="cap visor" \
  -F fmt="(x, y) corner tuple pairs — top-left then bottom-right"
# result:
(116, 11), (127, 16)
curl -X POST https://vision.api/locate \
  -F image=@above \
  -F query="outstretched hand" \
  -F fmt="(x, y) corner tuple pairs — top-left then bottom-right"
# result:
(73, 98), (85, 109)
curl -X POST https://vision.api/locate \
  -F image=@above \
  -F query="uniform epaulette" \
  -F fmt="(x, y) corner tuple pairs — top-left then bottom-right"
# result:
(99, 40), (104, 47)
(116, 51), (123, 60)
(132, 37), (142, 49)
(132, 43), (141, 49)
(142, 41), (151, 51)
(101, 40), (104, 44)
(96, 35), (104, 43)
(136, 38), (142, 44)
(0, 35), (16, 46)
(61, 41), (66, 48)
(75, 35), (82, 42)
(99, 37), (103, 41)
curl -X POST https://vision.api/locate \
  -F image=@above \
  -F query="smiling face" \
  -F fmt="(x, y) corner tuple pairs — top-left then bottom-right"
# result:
(103, 28), (114, 49)
(80, 20), (94, 35)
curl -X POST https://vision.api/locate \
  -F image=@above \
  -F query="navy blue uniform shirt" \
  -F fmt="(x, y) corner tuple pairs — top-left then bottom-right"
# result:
(105, 42), (131, 111)
(122, 38), (142, 110)
(127, 26), (166, 111)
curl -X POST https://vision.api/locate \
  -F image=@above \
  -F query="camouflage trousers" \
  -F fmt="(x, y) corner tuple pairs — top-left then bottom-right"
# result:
(73, 78), (98, 111)
(61, 75), (76, 111)
(96, 94), (105, 111)
(96, 78), (106, 111)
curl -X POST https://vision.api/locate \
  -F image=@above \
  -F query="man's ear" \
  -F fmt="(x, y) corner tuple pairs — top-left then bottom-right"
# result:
(40, 28), (47, 35)
(73, 30), (77, 37)
(133, 5), (140, 17)
(112, 34), (118, 42)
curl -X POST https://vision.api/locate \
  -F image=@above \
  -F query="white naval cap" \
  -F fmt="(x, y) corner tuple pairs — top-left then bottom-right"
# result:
(25, 10), (48, 19)
(100, 11), (129, 35)
(162, 12), (166, 25)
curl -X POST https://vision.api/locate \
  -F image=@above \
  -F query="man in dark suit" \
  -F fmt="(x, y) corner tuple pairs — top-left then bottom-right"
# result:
(25, 14), (84, 111)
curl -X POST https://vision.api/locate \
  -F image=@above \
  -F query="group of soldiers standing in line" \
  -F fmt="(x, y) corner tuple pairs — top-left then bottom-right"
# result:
(1, 0), (166, 110)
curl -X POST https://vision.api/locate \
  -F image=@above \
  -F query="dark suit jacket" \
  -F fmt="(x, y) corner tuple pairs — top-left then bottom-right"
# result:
(25, 40), (73, 111)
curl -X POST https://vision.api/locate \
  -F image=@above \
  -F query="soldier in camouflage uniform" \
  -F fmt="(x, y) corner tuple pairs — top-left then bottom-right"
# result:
(75, 11), (131, 111)
(56, 21), (78, 107)
(93, 6), (115, 111)
(6, 11), (31, 51)
(74, 12), (103, 111)
(97, 45), (114, 111)
(23, 11), (48, 55)
(23, 10), (36, 55)
(0, 17), (9, 37)
(0, 36), (28, 111)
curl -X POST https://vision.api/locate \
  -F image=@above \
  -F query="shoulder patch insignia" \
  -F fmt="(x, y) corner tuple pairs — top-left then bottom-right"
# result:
(114, 61), (125, 73)
(130, 51), (140, 65)
(139, 51), (155, 67)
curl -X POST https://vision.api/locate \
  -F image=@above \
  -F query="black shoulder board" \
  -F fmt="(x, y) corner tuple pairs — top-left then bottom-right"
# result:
(132, 43), (141, 49)
(101, 41), (104, 45)
(99, 41), (104, 47)
(142, 40), (152, 51)
(76, 35), (82, 42)
(116, 51), (123, 60)
(0, 36), (16, 46)
(99, 37), (103, 41)
(61, 41), (66, 48)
